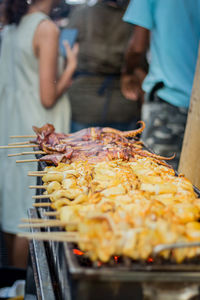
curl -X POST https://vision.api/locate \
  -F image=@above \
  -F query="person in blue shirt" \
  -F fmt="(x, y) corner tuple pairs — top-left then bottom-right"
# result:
(122, 0), (200, 169)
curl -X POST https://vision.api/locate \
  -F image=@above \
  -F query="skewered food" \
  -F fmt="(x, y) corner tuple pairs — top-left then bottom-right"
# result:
(6, 122), (199, 263)
(30, 122), (175, 166)
(36, 157), (200, 263)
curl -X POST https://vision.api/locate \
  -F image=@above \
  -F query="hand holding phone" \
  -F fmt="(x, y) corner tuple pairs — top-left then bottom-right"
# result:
(59, 28), (78, 58)
(63, 42), (79, 72)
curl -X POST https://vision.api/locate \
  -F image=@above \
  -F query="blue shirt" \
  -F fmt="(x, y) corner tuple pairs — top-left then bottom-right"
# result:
(123, 0), (200, 108)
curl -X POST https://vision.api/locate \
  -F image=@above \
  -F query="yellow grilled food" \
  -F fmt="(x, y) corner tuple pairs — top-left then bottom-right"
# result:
(39, 156), (200, 263)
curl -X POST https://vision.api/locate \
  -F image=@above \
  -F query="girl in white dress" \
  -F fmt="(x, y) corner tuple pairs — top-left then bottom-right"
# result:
(0, 0), (78, 267)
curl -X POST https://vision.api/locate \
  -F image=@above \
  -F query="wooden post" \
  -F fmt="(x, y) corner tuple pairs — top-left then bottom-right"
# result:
(178, 47), (200, 189)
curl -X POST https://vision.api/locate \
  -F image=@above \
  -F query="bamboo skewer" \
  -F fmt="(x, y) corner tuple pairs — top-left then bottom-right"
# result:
(43, 211), (59, 216)
(16, 159), (39, 163)
(8, 151), (45, 157)
(0, 144), (38, 149)
(28, 174), (44, 177)
(21, 218), (52, 223)
(32, 194), (51, 199)
(33, 202), (51, 207)
(29, 170), (47, 173)
(28, 171), (62, 176)
(19, 221), (69, 228)
(29, 185), (46, 189)
(28, 171), (63, 177)
(8, 141), (32, 146)
(21, 232), (80, 237)
(18, 232), (86, 243)
(18, 231), (78, 237)
(26, 151), (45, 155)
(28, 171), (47, 177)
(20, 217), (75, 225)
(10, 135), (36, 138)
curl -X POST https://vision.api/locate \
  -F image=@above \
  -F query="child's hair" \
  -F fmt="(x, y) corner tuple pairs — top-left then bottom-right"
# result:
(4, 0), (35, 25)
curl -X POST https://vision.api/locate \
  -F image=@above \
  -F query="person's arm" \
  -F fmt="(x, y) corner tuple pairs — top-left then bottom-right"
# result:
(121, 26), (149, 101)
(121, 0), (153, 100)
(122, 26), (149, 75)
(34, 19), (78, 109)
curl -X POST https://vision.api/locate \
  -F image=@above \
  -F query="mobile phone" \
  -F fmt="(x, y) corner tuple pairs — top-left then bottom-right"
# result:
(59, 28), (78, 58)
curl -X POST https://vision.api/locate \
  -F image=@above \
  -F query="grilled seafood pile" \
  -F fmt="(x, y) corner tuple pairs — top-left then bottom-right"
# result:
(31, 122), (174, 167)
(40, 157), (200, 263)
(6, 122), (198, 262)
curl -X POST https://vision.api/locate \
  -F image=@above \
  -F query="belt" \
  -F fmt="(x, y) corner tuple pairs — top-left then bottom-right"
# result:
(149, 82), (164, 102)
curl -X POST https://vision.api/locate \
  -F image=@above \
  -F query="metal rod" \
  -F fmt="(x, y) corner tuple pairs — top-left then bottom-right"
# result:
(153, 242), (200, 256)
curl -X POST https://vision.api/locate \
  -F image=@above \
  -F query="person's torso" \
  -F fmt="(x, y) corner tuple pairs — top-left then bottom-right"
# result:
(69, 2), (133, 74)
(0, 12), (50, 92)
(67, 3), (140, 123)
(0, 12), (71, 136)
(143, 0), (200, 107)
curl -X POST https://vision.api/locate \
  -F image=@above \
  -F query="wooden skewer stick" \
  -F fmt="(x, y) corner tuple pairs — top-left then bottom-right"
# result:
(18, 231), (78, 237)
(8, 151), (45, 157)
(32, 194), (51, 199)
(28, 171), (62, 176)
(8, 141), (32, 146)
(43, 211), (59, 216)
(16, 159), (39, 163)
(25, 151), (45, 155)
(21, 218), (53, 223)
(28, 174), (44, 177)
(33, 202), (51, 207)
(8, 153), (22, 157)
(0, 144), (38, 149)
(28, 171), (47, 177)
(18, 221), (69, 228)
(29, 170), (47, 173)
(18, 232), (85, 243)
(29, 185), (46, 189)
(10, 135), (36, 138)
(20, 218), (76, 225)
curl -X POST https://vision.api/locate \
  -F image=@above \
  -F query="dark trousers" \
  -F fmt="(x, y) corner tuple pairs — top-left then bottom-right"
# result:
(141, 96), (188, 170)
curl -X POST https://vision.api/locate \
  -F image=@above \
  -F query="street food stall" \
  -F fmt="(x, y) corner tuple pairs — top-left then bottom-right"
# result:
(2, 122), (200, 300)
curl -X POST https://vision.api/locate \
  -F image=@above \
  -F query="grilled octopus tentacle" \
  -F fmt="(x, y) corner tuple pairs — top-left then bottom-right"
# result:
(151, 158), (173, 169)
(102, 127), (124, 136)
(102, 121), (145, 138)
(133, 149), (175, 161)
(122, 121), (146, 138)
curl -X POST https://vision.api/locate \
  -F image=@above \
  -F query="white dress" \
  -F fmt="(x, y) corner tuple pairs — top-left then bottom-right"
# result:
(0, 12), (71, 233)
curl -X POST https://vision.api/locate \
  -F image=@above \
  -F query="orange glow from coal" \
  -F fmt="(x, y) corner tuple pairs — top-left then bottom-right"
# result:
(114, 256), (119, 262)
(97, 261), (103, 267)
(147, 257), (154, 263)
(73, 249), (84, 256)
